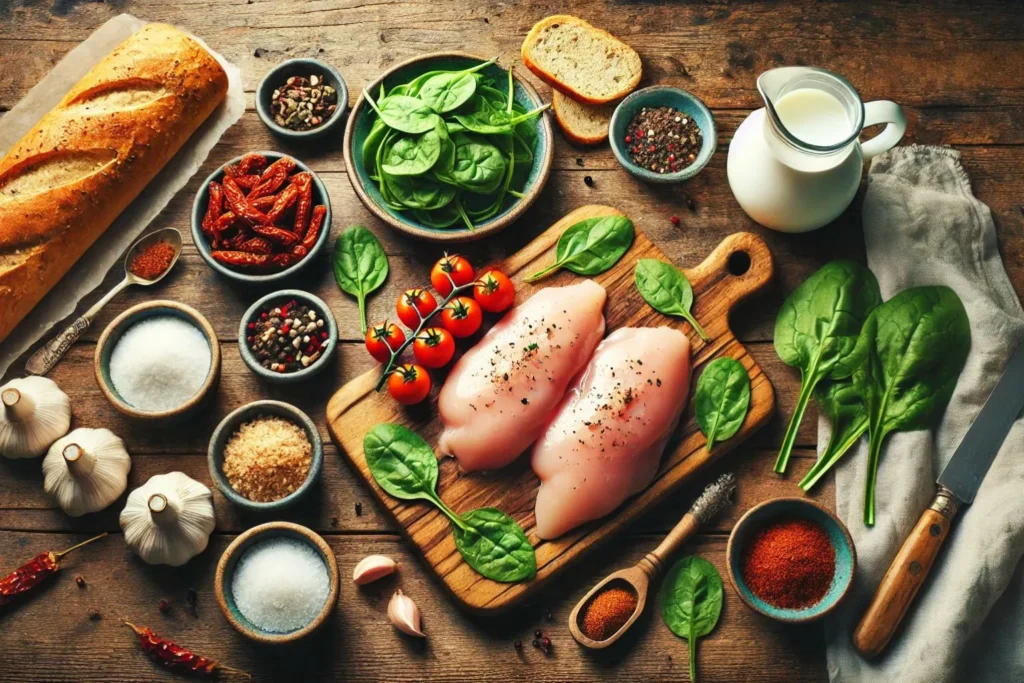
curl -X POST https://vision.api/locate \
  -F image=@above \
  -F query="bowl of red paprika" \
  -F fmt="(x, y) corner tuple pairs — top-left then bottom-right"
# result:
(726, 497), (855, 623)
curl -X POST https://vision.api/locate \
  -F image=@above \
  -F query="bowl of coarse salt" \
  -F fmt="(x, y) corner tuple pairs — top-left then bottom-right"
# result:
(95, 300), (221, 420)
(215, 521), (339, 644)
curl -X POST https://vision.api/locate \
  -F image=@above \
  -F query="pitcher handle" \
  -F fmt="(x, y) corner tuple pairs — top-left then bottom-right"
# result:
(860, 101), (906, 160)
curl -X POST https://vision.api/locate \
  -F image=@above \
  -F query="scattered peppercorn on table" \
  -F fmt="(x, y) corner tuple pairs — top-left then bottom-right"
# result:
(2, 2), (1023, 682)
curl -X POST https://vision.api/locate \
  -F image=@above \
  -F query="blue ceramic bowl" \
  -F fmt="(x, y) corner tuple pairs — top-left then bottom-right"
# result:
(342, 51), (554, 243)
(190, 151), (331, 285)
(726, 497), (856, 622)
(609, 86), (717, 184)
(208, 400), (323, 512)
(215, 521), (339, 644)
(255, 58), (349, 141)
(238, 289), (337, 384)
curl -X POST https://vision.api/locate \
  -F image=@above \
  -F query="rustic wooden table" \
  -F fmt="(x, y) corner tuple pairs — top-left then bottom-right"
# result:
(1, 2), (1021, 681)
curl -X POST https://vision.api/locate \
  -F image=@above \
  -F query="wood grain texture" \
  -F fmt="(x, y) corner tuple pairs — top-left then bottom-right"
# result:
(326, 206), (776, 612)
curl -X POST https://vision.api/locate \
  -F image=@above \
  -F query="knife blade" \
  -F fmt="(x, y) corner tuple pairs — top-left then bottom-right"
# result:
(853, 340), (1024, 658)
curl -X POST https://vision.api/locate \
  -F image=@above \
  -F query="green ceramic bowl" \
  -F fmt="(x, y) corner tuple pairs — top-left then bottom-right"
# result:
(726, 497), (856, 623)
(609, 86), (717, 184)
(255, 58), (348, 141)
(215, 521), (339, 644)
(238, 289), (337, 385)
(207, 400), (323, 512)
(342, 51), (554, 243)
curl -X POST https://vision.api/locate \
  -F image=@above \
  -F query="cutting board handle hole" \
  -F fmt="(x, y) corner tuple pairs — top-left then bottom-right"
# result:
(727, 251), (752, 277)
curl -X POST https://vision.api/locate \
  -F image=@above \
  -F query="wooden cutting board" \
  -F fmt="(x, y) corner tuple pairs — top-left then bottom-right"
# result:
(326, 205), (775, 613)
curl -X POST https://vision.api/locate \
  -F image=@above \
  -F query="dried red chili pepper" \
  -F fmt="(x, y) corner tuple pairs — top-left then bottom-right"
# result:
(266, 184), (299, 223)
(291, 244), (309, 258)
(201, 182), (223, 241)
(0, 533), (107, 607)
(248, 157), (295, 200)
(272, 252), (299, 269)
(233, 174), (261, 192)
(215, 212), (242, 234)
(250, 195), (276, 212)
(236, 236), (273, 255)
(125, 622), (249, 679)
(222, 176), (270, 226)
(292, 174), (313, 237)
(221, 164), (238, 178)
(301, 204), (327, 251)
(236, 152), (267, 176)
(250, 223), (299, 246)
(210, 250), (272, 269)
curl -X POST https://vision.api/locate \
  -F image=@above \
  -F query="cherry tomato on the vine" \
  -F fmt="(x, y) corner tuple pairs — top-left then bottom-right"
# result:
(473, 270), (515, 313)
(396, 288), (437, 329)
(430, 254), (475, 297)
(413, 327), (455, 368)
(387, 364), (432, 405)
(440, 297), (483, 338)
(365, 322), (405, 363)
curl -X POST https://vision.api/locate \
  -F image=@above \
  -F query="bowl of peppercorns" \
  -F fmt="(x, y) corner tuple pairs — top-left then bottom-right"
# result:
(609, 86), (717, 184)
(238, 290), (337, 384)
(256, 58), (348, 140)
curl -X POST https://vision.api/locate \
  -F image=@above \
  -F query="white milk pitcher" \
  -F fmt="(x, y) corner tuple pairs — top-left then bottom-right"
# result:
(727, 67), (906, 233)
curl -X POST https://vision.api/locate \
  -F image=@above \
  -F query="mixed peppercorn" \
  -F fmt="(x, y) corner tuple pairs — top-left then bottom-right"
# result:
(624, 106), (703, 174)
(246, 299), (330, 373)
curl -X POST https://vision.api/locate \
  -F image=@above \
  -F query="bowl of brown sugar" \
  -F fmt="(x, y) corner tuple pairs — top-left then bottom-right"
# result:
(208, 400), (323, 511)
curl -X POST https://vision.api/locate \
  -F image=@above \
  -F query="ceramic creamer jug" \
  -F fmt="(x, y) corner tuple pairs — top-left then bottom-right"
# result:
(727, 67), (906, 233)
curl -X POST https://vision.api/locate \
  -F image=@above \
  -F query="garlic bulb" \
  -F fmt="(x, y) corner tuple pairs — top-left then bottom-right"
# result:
(353, 555), (397, 585)
(43, 428), (131, 517)
(120, 472), (216, 566)
(0, 377), (71, 459)
(388, 589), (425, 637)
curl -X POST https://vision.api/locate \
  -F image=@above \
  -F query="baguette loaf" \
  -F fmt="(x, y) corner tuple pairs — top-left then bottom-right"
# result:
(552, 91), (615, 145)
(0, 23), (228, 344)
(522, 15), (641, 104)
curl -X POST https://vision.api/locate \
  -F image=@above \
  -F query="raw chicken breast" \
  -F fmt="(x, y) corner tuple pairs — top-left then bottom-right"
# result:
(531, 327), (692, 540)
(437, 280), (607, 472)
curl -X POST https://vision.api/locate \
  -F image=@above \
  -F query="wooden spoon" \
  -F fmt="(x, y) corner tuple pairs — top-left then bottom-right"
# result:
(569, 473), (736, 649)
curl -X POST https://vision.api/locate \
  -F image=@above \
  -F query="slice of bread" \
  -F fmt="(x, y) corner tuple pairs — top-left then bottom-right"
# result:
(552, 91), (615, 145)
(522, 15), (641, 105)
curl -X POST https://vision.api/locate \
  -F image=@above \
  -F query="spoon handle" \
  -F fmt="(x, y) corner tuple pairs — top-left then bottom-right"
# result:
(25, 278), (130, 376)
(638, 513), (701, 578)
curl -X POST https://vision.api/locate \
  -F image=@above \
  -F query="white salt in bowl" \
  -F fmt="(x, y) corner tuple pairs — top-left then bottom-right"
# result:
(215, 521), (339, 644)
(95, 300), (221, 421)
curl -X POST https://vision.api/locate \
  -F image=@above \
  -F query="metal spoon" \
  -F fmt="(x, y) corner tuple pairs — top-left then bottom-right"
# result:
(568, 473), (736, 650)
(25, 228), (183, 376)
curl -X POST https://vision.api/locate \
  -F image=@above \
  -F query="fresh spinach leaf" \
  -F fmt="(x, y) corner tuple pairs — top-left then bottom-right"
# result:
(772, 260), (882, 474)
(452, 508), (536, 583)
(451, 133), (507, 194)
(851, 285), (971, 525)
(385, 173), (456, 210)
(417, 58), (495, 113)
(634, 259), (709, 341)
(332, 226), (389, 334)
(694, 357), (751, 451)
(364, 92), (440, 134)
(798, 376), (868, 492)
(363, 423), (441, 505)
(660, 556), (723, 683)
(526, 215), (635, 282)
(381, 129), (443, 176)
(362, 117), (388, 174)
(413, 203), (461, 228)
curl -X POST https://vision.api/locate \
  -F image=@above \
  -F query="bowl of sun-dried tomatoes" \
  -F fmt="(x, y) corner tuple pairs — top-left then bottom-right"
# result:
(191, 151), (332, 283)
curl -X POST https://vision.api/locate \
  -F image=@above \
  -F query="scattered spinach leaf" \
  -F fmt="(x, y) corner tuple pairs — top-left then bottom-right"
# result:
(452, 508), (537, 583)
(660, 556), (723, 683)
(772, 260), (882, 474)
(634, 259), (709, 341)
(526, 215), (635, 282)
(363, 423), (443, 507)
(332, 226), (389, 334)
(798, 377), (868, 492)
(694, 357), (751, 451)
(850, 285), (971, 525)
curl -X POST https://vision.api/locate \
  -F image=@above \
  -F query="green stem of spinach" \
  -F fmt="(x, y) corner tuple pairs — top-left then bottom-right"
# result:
(682, 312), (709, 342)
(455, 197), (474, 231)
(774, 366), (818, 474)
(864, 427), (886, 526)
(433, 495), (470, 531)
(508, 189), (524, 199)
(689, 633), (697, 683)
(798, 420), (868, 491)
(524, 260), (562, 283)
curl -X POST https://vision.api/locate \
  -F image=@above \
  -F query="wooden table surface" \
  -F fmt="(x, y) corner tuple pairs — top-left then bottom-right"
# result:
(1, 2), (1021, 681)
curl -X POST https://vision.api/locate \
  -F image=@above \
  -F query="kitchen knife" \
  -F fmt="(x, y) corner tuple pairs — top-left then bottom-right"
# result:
(852, 340), (1024, 658)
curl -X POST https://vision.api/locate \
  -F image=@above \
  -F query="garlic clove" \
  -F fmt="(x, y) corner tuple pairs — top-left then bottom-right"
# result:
(0, 376), (71, 459)
(388, 589), (425, 638)
(353, 555), (397, 585)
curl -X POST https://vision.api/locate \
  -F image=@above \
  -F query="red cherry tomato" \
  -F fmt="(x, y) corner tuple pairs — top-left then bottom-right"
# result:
(387, 364), (432, 405)
(430, 254), (476, 297)
(365, 322), (406, 363)
(396, 288), (437, 329)
(440, 297), (483, 338)
(413, 327), (456, 368)
(473, 270), (515, 313)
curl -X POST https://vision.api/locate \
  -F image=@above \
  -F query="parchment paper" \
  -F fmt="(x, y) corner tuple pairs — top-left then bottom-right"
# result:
(0, 14), (245, 377)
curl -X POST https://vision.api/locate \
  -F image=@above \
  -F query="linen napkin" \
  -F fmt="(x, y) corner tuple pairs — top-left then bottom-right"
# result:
(823, 145), (1024, 682)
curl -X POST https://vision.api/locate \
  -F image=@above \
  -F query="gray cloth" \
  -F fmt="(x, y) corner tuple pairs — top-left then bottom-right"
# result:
(824, 145), (1024, 683)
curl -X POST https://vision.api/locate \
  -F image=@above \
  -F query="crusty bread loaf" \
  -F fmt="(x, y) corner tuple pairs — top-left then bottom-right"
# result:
(522, 15), (641, 105)
(0, 23), (228, 344)
(552, 91), (615, 145)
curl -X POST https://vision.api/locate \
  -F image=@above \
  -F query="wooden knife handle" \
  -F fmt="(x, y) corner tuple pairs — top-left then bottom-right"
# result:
(852, 486), (960, 658)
